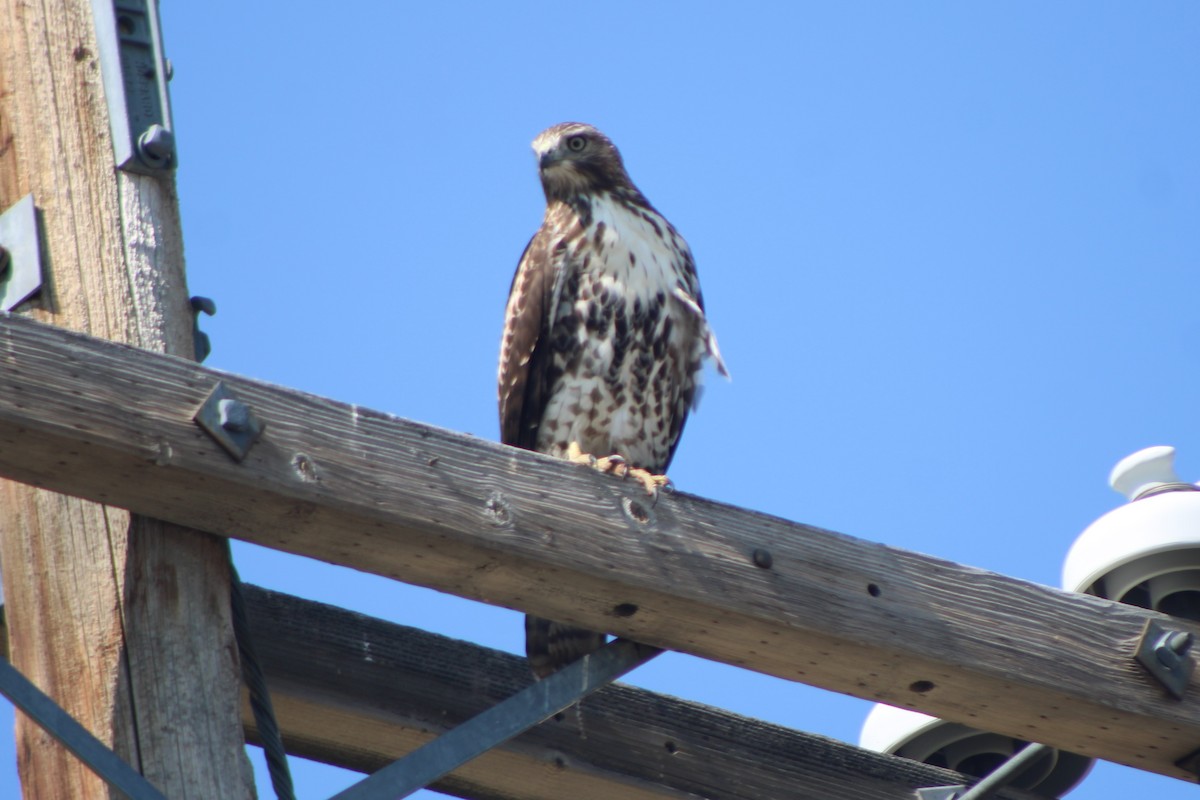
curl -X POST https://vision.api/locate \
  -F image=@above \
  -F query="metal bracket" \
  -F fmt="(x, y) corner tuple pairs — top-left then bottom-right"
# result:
(0, 194), (44, 311)
(331, 639), (661, 800)
(189, 296), (216, 362)
(916, 788), (966, 800)
(1135, 618), (1194, 699)
(92, 0), (176, 173)
(0, 656), (168, 799)
(916, 742), (1054, 800)
(194, 382), (266, 461)
(1176, 747), (1200, 781)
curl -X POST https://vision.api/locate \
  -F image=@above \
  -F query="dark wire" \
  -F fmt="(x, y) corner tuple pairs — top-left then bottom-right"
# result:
(230, 565), (296, 800)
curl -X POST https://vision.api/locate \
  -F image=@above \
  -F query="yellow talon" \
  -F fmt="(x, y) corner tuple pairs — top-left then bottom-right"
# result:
(566, 442), (669, 496)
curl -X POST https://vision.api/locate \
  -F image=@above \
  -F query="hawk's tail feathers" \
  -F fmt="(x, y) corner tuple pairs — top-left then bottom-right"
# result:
(525, 615), (608, 679)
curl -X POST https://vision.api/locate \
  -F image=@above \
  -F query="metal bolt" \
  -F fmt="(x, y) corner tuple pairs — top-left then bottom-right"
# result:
(1168, 631), (1194, 654)
(752, 548), (773, 569)
(217, 398), (251, 433)
(1157, 631), (1193, 670)
(137, 124), (175, 167)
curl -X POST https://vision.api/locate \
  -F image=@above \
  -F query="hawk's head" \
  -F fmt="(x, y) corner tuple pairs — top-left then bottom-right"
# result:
(531, 122), (635, 201)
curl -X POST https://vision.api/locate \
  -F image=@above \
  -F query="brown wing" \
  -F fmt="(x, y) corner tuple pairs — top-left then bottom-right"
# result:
(498, 225), (557, 449)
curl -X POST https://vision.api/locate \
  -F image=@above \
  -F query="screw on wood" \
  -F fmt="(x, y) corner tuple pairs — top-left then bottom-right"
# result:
(752, 549), (773, 569)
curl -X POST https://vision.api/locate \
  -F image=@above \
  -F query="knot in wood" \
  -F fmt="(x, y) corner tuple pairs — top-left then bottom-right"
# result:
(152, 439), (173, 466)
(622, 497), (653, 525)
(752, 548), (773, 569)
(612, 602), (639, 617)
(292, 453), (320, 483)
(485, 491), (512, 526)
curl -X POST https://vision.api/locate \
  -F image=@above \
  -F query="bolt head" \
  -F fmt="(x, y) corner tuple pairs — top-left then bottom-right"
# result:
(137, 124), (175, 167)
(217, 398), (250, 432)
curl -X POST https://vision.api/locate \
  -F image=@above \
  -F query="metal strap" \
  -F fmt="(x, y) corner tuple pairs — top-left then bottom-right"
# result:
(331, 638), (662, 800)
(919, 742), (1055, 800)
(0, 658), (168, 800)
(956, 742), (1053, 800)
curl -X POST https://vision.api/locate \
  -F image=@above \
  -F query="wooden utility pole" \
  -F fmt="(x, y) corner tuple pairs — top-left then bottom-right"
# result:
(0, 1), (254, 797)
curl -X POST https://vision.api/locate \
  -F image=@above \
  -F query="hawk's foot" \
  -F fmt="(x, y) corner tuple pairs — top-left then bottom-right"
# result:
(626, 467), (671, 496)
(566, 443), (669, 496)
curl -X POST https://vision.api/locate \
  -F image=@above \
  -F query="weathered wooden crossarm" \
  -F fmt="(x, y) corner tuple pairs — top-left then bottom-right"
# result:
(236, 585), (1044, 800)
(0, 590), (1043, 800)
(0, 312), (1198, 781)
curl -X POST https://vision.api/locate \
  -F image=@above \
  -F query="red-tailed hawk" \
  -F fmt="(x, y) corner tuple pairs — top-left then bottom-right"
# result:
(498, 122), (726, 678)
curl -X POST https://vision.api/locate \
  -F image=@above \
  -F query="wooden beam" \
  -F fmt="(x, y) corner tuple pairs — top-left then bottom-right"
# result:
(0, 2), (252, 797)
(0, 313), (1197, 782)
(0, 590), (1045, 800)
(245, 586), (1051, 800)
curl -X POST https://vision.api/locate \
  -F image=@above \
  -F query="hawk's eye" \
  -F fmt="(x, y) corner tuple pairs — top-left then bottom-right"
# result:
(566, 135), (587, 152)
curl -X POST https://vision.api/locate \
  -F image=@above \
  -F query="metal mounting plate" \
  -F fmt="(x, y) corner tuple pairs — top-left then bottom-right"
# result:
(0, 194), (43, 311)
(92, 0), (176, 173)
(194, 382), (265, 462)
(1135, 618), (1194, 699)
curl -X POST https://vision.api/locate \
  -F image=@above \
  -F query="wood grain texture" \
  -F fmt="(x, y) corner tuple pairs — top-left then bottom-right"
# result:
(235, 585), (1045, 800)
(0, 1), (252, 796)
(0, 313), (1198, 782)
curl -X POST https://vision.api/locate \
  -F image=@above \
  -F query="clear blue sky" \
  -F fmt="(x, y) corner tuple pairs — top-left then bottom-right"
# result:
(4, 3), (1200, 798)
